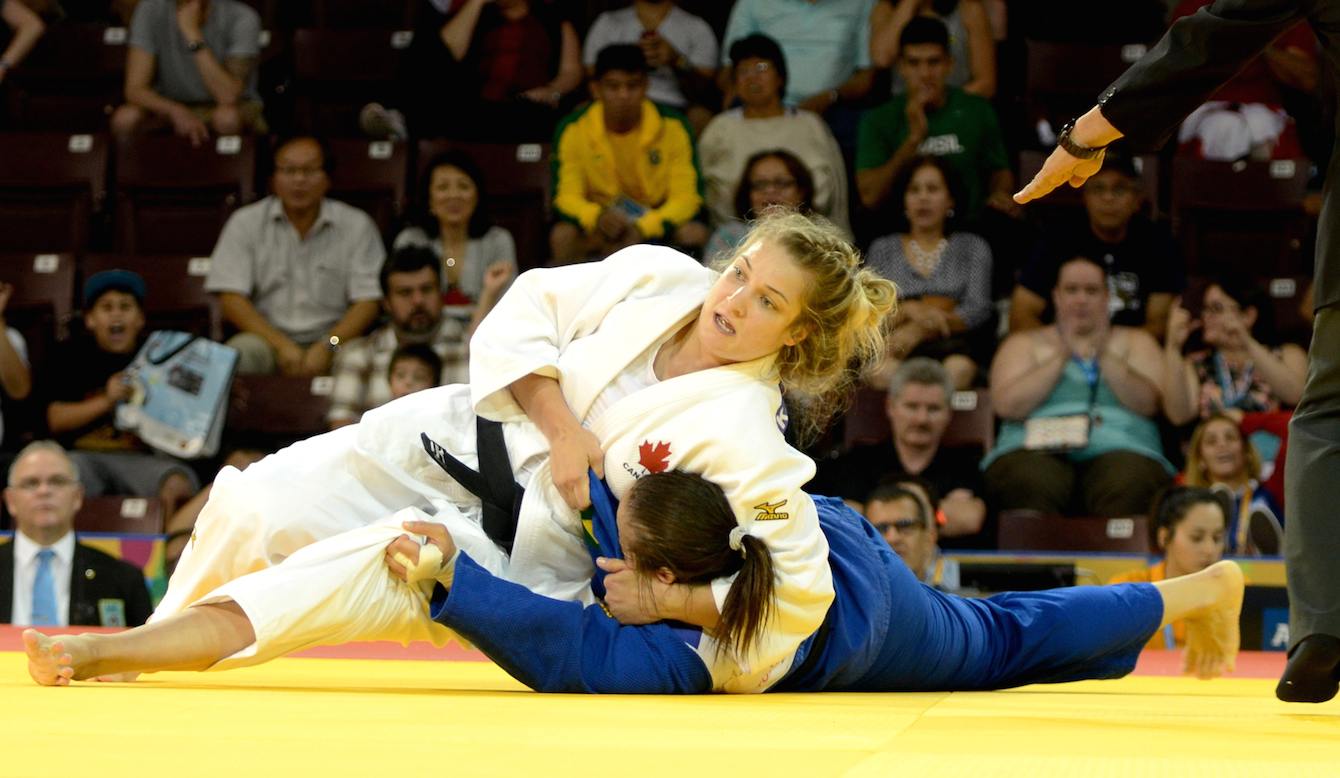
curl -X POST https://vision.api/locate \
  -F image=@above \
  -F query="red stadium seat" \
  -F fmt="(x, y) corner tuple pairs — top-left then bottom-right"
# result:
(291, 28), (409, 134)
(0, 252), (76, 352)
(0, 131), (109, 253)
(415, 140), (553, 269)
(325, 138), (409, 236)
(2, 23), (126, 130)
(310, 0), (415, 28)
(227, 374), (334, 442)
(1024, 40), (1153, 140)
(75, 496), (166, 535)
(997, 510), (1152, 553)
(113, 134), (257, 255)
(943, 389), (995, 455)
(1171, 157), (1311, 278)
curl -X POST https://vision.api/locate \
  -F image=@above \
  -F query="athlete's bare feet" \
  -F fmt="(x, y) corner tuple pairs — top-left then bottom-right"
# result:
(93, 671), (140, 683)
(23, 629), (85, 686)
(1181, 560), (1244, 680)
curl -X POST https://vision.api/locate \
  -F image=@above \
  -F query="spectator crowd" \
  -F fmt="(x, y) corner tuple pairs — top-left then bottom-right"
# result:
(0, 0), (1321, 625)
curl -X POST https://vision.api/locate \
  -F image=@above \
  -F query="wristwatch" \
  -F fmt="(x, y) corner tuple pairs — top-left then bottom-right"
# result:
(1056, 119), (1106, 160)
(186, 39), (207, 53)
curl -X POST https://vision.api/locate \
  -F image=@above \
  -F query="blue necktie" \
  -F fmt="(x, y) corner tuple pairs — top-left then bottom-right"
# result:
(31, 549), (58, 626)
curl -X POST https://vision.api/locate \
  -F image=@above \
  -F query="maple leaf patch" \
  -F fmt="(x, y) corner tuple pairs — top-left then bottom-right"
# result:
(638, 440), (672, 473)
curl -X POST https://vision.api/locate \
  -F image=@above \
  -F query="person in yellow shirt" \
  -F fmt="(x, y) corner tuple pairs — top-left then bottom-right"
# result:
(550, 44), (708, 264)
(1111, 486), (1227, 650)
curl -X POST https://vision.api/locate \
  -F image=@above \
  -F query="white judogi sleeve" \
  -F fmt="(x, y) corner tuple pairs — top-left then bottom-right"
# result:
(469, 245), (714, 423)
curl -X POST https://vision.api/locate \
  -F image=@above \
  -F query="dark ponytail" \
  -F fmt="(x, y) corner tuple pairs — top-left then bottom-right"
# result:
(622, 471), (777, 659)
(718, 533), (775, 659)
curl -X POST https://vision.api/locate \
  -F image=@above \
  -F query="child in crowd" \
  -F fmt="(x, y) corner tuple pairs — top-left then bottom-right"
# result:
(387, 344), (442, 401)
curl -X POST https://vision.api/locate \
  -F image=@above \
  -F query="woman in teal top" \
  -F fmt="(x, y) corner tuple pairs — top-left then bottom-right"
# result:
(984, 256), (1173, 518)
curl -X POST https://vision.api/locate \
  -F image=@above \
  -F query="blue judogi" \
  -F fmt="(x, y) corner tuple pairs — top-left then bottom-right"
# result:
(430, 488), (1164, 694)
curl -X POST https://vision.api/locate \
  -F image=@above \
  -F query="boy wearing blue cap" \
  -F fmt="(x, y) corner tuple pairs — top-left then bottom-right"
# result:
(40, 270), (198, 516)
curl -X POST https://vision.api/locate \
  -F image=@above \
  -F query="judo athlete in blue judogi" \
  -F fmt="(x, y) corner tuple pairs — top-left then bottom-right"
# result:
(398, 470), (1244, 694)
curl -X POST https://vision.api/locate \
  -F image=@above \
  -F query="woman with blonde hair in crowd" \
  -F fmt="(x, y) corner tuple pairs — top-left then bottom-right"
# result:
(1183, 413), (1284, 556)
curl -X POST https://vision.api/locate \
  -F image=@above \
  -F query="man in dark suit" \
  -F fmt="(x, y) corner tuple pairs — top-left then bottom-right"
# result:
(2, 440), (151, 627)
(1015, 0), (1340, 703)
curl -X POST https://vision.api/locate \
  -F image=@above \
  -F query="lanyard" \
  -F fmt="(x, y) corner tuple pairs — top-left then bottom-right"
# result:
(1213, 351), (1254, 409)
(1234, 482), (1255, 554)
(1073, 357), (1102, 417)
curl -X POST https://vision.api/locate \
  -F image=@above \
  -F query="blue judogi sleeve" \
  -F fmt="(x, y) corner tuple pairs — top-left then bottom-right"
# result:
(430, 553), (714, 694)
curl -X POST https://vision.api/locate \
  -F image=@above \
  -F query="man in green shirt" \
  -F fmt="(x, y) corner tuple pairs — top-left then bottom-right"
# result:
(856, 16), (1013, 220)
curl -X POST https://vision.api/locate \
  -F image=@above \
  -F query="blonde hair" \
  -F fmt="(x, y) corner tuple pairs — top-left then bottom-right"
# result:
(714, 209), (898, 444)
(1184, 414), (1262, 486)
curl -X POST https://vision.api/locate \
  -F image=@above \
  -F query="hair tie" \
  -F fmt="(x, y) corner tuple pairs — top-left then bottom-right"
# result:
(728, 526), (749, 557)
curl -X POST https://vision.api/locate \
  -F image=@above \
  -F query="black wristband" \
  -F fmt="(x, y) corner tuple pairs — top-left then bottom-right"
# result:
(1057, 119), (1105, 160)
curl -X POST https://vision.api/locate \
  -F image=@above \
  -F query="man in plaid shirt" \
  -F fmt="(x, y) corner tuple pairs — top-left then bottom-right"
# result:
(327, 246), (467, 428)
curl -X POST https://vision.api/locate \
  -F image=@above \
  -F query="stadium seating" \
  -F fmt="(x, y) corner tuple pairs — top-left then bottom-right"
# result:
(291, 28), (409, 135)
(2, 22), (125, 131)
(997, 510), (1152, 553)
(227, 374), (334, 444)
(325, 138), (409, 237)
(0, 131), (109, 253)
(1172, 158), (1311, 279)
(1023, 40), (1152, 143)
(113, 134), (257, 255)
(309, 0), (415, 29)
(0, 251), (76, 350)
(75, 495), (166, 535)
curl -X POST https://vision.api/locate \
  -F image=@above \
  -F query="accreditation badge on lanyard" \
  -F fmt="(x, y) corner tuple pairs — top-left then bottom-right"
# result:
(1023, 357), (1100, 452)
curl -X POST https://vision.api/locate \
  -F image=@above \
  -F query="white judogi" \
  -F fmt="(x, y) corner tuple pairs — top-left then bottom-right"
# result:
(161, 245), (834, 692)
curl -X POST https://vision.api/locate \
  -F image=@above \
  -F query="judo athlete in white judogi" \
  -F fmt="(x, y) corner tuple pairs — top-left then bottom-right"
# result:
(36, 213), (895, 690)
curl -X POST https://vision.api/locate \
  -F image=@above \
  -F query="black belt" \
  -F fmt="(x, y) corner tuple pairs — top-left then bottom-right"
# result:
(420, 417), (525, 554)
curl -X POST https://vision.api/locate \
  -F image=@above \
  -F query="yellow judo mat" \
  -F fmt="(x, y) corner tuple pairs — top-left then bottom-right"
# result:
(3, 649), (1338, 778)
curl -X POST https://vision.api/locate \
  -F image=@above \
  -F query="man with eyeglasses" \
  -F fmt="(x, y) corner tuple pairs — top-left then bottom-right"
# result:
(1009, 149), (1184, 341)
(865, 479), (962, 594)
(1, 441), (151, 627)
(206, 136), (384, 375)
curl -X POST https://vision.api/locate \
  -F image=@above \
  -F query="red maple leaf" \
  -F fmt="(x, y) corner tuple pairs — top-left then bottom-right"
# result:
(638, 440), (672, 473)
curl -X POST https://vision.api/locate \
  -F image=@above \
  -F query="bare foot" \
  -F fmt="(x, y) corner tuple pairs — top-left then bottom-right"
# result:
(1182, 560), (1244, 680)
(94, 671), (141, 683)
(23, 629), (82, 686)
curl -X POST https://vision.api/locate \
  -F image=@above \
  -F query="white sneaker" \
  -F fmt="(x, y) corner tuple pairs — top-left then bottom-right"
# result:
(359, 102), (408, 140)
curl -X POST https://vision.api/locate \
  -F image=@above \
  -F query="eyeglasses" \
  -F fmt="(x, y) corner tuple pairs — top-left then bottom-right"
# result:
(1203, 302), (1241, 315)
(750, 177), (797, 192)
(740, 61), (776, 75)
(874, 518), (925, 535)
(275, 165), (324, 179)
(11, 475), (77, 492)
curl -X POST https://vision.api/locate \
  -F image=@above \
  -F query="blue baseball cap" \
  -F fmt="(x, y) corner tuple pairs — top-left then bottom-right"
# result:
(83, 269), (147, 307)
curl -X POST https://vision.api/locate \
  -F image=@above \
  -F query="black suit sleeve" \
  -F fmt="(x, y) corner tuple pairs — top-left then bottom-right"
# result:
(117, 563), (153, 627)
(1099, 0), (1306, 149)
